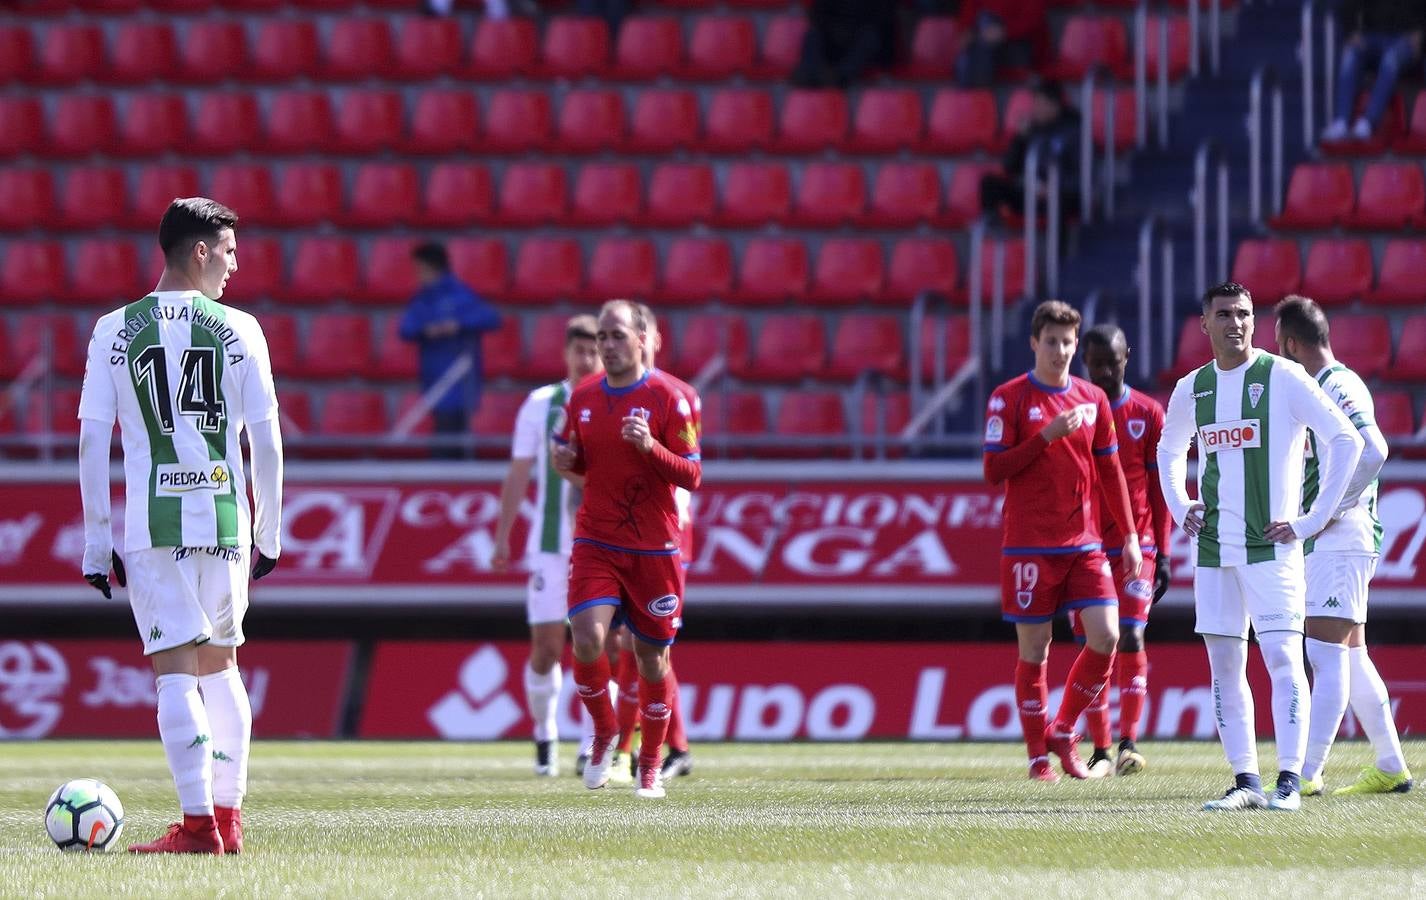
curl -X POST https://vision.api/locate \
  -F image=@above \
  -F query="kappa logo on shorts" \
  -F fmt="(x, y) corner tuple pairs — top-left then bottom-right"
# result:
(647, 594), (680, 617)
(1126, 579), (1153, 601)
(1325, 596), (1341, 608)
(1127, 418), (1146, 440)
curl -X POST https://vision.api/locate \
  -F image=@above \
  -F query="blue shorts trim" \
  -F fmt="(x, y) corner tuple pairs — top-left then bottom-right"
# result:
(1063, 597), (1117, 611)
(1003, 543), (1102, 556)
(1003, 612), (1056, 624)
(551, 434), (569, 445)
(623, 614), (677, 647)
(683, 452), (701, 460)
(1093, 444), (1118, 456)
(574, 538), (680, 557)
(569, 596), (621, 617)
(1121, 616), (1149, 627)
(1106, 545), (1157, 557)
(984, 443), (1008, 453)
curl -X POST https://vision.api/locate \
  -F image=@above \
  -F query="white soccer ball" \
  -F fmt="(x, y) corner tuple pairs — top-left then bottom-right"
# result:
(45, 779), (125, 852)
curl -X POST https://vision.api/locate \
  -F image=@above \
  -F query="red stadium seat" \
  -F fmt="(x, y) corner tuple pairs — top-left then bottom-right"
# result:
(1270, 163), (1354, 229)
(699, 391), (767, 455)
(774, 90), (849, 153)
(483, 318), (526, 377)
(1166, 316), (1211, 381)
(348, 163), (419, 227)
(865, 162), (942, 227)
(773, 391), (847, 455)
(192, 93), (259, 155)
(208, 164), (276, 225)
(923, 89), (998, 154)
(448, 237), (508, 300)
(496, 162), (567, 227)
(111, 22), (177, 84)
(178, 24), (246, 83)
(658, 238), (732, 305)
(903, 17), (959, 80)
(14, 314), (83, 377)
(1397, 92), (1426, 154)
(0, 170), (55, 231)
(318, 390), (387, 437)
(999, 88), (1037, 148)
(35, 24), (104, 84)
(1368, 239), (1426, 305)
(718, 162), (791, 226)
(321, 20), (393, 81)
(886, 238), (959, 304)
(281, 237), (359, 304)
(117, 95), (188, 157)
(509, 238), (581, 303)
(705, 89), (774, 152)
(1145, 15), (1192, 79)
(629, 90), (700, 154)
(1327, 314), (1391, 379)
(1091, 89), (1136, 151)
(260, 314), (300, 379)
(421, 163), (494, 226)
(133, 165), (199, 223)
(827, 314), (904, 380)
(792, 162), (866, 227)
(1301, 239), (1372, 306)
(49, 95), (117, 157)
(527, 313), (577, 380)
(220, 236), (281, 303)
(586, 237), (656, 301)
(612, 17), (682, 80)
(571, 163), (641, 226)
(857, 391), (911, 455)
(483, 90), (552, 153)
(647, 163), (716, 227)
(56, 167), (123, 230)
(809, 238), (884, 306)
(273, 163), (343, 227)
(374, 316), (418, 381)
(944, 162), (1001, 228)
(733, 239), (808, 306)
(737, 314), (824, 381)
(394, 18), (462, 79)
(676, 314), (749, 376)
(471, 391), (525, 453)
(277, 388), (314, 441)
(23, 388), (83, 439)
(66, 239), (141, 306)
(557, 90), (626, 153)
(469, 18), (538, 78)
(408, 90), (480, 155)
(0, 99), (43, 157)
(335, 90), (404, 154)
(251, 21), (318, 81)
(1050, 16), (1129, 79)
(1349, 162), (1426, 229)
(1229, 239), (1301, 304)
(1387, 316), (1426, 382)
(305, 315), (373, 379)
(686, 17), (756, 79)
(1374, 392), (1417, 438)
(264, 91), (334, 154)
(541, 17), (609, 79)
(358, 237), (418, 304)
(849, 89), (922, 154)
(1, 242), (66, 306)
(917, 315), (971, 380)
(0, 27), (34, 85)
(970, 238), (1027, 302)
(754, 15), (806, 80)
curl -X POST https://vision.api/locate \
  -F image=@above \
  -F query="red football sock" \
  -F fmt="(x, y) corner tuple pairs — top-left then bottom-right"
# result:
(615, 651), (640, 754)
(637, 672), (672, 772)
(1014, 659), (1049, 760)
(573, 656), (617, 740)
(1085, 668), (1113, 751)
(1052, 647), (1114, 735)
(665, 666), (689, 753)
(1118, 650), (1148, 742)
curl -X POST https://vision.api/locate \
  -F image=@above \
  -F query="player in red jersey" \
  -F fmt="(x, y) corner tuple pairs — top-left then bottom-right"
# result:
(1070, 324), (1174, 777)
(553, 300), (701, 799)
(983, 301), (1142, 782)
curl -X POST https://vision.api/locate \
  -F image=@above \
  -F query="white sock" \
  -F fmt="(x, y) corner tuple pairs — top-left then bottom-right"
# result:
(1302, 638), (1349, 782)
(1348, 646), (1407, 775)
(198, 667), (251, 809)
(155, 673), (215, 816)
(523, 661), (561, 744)
(1259, 631), (1311, 775)
(1203, 635), (1258, 776)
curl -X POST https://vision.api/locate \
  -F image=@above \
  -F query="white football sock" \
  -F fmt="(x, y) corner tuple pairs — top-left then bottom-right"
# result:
(1203, 635), (1258, 776)
(155, 673), (215, 816)
(1258, 631), (1310, 775)
(1348, 646), (1407, 775)
(199, 667), (251, 809)
(523, 660), (561, 744)
(1302, 638), (1349, 782)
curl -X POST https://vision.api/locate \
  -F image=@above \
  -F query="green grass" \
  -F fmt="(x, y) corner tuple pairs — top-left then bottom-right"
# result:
(2, 741), (1425, 898)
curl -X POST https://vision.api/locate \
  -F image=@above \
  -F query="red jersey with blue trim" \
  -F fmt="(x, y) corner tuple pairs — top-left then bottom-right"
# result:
(984, 372), (1119, 554)
(652, 367), (701, 559)
(1096, 386), (1170, 554)
(557, 370), (700, 554)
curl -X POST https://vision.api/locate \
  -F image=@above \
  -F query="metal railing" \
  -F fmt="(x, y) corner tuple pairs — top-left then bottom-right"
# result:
(1138, 215), (1176, 383)
(1134, 0), (1188, 149)
(1022, 136), (1065, 300)
(1080, 73), (1118, 221)
(1300, 0), (1337, 149)
(1248, 64), (1285, 224)
(966, 219), (1007, 374)
(1192, 139), (1231, 302)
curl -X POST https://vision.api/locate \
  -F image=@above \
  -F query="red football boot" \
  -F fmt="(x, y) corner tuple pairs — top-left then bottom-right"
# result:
(1028, 757), (1060, 783)
(1044, 729), (1091, 780)
(216, 806), (243, 854)
(128, 814), (224, 855)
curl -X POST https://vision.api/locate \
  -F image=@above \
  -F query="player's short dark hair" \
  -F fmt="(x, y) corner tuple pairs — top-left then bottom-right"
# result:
(566, 314), (597, 344)
(157, 197), (237, 262)
(1274, 294), (1330, 348)
(599, 299), (646, 334)
(1081, 323), (1126, 353)
(1030, 300), (1081, 339)
(412, 242), (450, 272)
(1202, 281), (1251, 312)
(1033, 80), (1065, 107)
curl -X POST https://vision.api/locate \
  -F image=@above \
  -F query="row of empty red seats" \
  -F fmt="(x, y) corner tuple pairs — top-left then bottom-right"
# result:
(0, 15), (1191, 87)
(5, 0), (1222, 14)
(1231, 237), (1426, 306)
(0, 86), (1132, 158)
(0, 234), (1015, 307)
(1272, 161), (1426, 230)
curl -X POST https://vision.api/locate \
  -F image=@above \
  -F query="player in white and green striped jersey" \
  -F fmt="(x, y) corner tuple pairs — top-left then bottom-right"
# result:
(493, 314), (602, 777)
(1274, 296), (1411, 797)
(1159, 283), (1362, 813)
(78, 198), (283, 854)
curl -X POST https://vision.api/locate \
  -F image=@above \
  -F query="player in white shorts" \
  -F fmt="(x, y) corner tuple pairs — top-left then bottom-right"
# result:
(1159, 283), (1362, 813)
(1274, 296), (1411, 796)
(79, 198), (283, 854)
(493, 314), (601, 777)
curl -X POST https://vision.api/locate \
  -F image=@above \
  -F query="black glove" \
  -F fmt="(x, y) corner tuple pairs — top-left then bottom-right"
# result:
(1153, 554), (1171, 604)
(252, 552), (278, 581)
(83, 551), (127, 600)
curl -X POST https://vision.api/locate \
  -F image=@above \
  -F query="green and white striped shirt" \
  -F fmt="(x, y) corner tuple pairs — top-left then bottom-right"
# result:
(511, 380), (577, 558)
(1303, 363), (1383, 556)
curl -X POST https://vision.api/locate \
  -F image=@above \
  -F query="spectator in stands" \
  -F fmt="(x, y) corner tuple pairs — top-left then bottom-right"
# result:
(792, 0), (897, 89)
(980, 81), (1082, 224)
(954, 0), (1049, 88)
(578, 0), (630, 35)
(1322, 1), (1426, 142)
(399, 242), (503, 460)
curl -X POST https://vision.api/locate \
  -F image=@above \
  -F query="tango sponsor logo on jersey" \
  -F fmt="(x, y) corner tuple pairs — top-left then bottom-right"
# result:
(154, 463), (233, 495)
(1198, 418), (1261, 453)
(1126, 418), (1146, 440)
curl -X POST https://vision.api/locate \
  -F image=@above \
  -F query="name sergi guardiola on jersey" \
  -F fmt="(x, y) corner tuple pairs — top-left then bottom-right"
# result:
(106, 304), (245, 366)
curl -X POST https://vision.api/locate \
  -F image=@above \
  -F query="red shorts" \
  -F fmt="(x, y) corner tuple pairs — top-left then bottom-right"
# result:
(1069, 551), (1155, 636)
(1000, 548), (1117, 624)
(568, 540), (685, 646)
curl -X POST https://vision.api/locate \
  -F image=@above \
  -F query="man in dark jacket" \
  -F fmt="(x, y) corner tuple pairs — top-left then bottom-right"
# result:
(1322, 0), (1426, 141)
(792, 0), (896, 89)
(399, 242), (502, 459)
(980, 81), (1082, 224)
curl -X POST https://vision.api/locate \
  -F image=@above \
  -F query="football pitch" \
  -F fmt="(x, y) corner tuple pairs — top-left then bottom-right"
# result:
(2, 741), (1424, 898)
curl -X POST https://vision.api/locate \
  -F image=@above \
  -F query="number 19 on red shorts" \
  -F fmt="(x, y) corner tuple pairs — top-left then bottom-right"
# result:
(999, 549), (1118, 624)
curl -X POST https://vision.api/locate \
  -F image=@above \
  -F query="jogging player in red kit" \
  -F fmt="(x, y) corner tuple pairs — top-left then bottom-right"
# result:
(553, 300), (701, 799)
(983, 301), (1142, 782)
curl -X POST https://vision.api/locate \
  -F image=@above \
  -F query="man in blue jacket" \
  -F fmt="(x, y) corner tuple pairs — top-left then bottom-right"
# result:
(400, 242), (503, 459)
